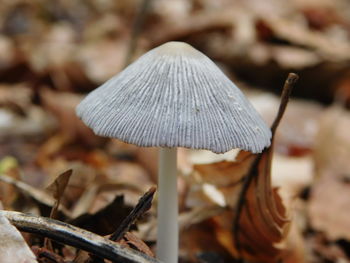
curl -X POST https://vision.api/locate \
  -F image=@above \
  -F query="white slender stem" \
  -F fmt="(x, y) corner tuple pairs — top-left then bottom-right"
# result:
(156, 148), (178, 263)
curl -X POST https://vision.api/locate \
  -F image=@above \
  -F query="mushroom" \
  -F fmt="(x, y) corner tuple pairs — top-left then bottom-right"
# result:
(76, 41), (271, 263)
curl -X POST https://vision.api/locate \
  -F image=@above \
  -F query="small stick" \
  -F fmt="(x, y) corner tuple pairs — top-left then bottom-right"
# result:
(270, 73), (299, 136)
(0, 210), (160, 263)
(89, 187), (156, 263)
(232, 73), (299, 258)
(110, 187), (156, 241)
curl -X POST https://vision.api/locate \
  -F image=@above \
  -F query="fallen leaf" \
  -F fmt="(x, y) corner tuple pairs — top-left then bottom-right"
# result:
(40, 88), (104, 146)
(263, 17), (350, 61)
(309, 174), (350, 240)
(124, 231), (154, 257)
(190, 151), (256, 207)
(309, 105), (350, 240)
(313, 105), (350, 177)
(69, 195), (132, 236)
(45, 169), (72, 220)
(0, 211), (38, 263)
(230, 75), (297, 262)
(193, 151), (255, 188)
(202, 74), (296, 262)
(0, 173), (71, 217)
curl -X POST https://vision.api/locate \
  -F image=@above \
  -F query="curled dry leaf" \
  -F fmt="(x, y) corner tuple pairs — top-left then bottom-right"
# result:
(195, 149), (290, 262)
(190, 74), (296, 262)
(0, 212), (38, 263)
(231, 74), (298, 262)
(189, 139), (291, 262)
(234, 148), (290, 262)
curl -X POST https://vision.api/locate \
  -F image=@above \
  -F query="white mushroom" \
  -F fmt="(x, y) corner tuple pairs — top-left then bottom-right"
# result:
(76, 41), (271, 263)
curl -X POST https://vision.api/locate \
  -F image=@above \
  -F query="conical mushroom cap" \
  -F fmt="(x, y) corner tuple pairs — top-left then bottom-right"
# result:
(77, 42), (271, 153)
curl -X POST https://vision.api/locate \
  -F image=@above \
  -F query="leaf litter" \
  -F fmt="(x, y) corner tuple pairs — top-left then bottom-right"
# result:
(1, 0), (350, 262)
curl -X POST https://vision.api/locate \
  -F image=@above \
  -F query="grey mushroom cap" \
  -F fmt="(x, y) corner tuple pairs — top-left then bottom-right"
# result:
(76, 41), (271, 153)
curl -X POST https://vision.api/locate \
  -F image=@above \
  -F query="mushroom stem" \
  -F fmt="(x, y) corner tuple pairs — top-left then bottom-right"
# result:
(157, 147), (178, 263)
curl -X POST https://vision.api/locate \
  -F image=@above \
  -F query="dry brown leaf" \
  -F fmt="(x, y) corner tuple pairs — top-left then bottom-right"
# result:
(0, 158), (21, 209)
(148, 8), (237, 46)
(41, 160), (97, 211)
(138, 205), (224, 243)
(70, 183), (99, 218)
(263, 17), (350, 61)
(271, 154), (313, 201)
(0, 84), (32, 112)
(235, 149), (290, 262)
(309, 174), (350, 240)
(190, 147), (290, 262)
(124, 231), (154, 257)
(313, 105), (350, 177)
(281, 218), (307, 263)
(179, 216), (233, 262)
(77, 39), (128, 83)
(69, 195), (132, 236)
(270, 45), (322, 69)
(0, 173), (71, 216)
(191, 151), (256, 207)
(46, 169), (72, 220)
(40, 88), (104, 146)
(193, 151), (255, 187)
(46, 169), (72, 201)
(190, 75), (296, 262)
(0, 36), (16, 70)
(309, 105), (350, 240)
(0, 211), (38, 263)
(230, 75), (297, 262)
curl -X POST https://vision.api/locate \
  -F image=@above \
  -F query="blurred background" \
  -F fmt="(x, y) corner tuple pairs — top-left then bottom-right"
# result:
(1, 0), (350, 262)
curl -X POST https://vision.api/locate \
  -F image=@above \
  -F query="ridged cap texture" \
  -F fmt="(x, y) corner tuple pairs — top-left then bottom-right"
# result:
(76, 42), (271, 153)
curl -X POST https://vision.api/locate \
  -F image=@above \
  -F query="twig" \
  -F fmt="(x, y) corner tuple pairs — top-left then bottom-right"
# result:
(124, 0), (153, 67)
(270, 73), (299, 136)
(232, 73), (299, 259)
(110, 187), (156, 241)
(0, 210), (161, 263)
(89, 187), (156, 263)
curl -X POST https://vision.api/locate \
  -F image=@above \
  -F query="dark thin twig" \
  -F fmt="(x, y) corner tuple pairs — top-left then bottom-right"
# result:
(270, 73), (299, 136)
(89, 187), (156, 263)
(1, 210), (161, 263)
(232, 73), (299, 260)
(124, 0), (153, 67)
(111, 187), (156, 241)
